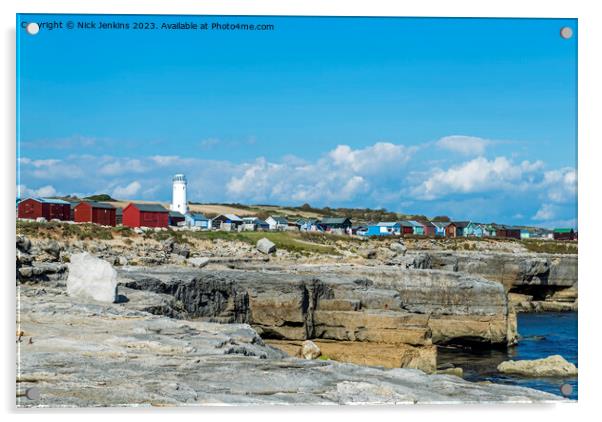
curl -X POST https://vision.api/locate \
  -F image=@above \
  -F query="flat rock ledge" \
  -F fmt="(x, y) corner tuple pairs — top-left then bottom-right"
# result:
(497, 355), (578, 377)
(16, 285), (563, 407)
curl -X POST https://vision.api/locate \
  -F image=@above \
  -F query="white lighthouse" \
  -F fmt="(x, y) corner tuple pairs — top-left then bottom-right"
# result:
(170, 174), (188, 214)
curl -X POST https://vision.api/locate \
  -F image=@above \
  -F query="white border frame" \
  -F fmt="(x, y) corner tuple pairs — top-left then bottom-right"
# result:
(2, 1), (600, 421)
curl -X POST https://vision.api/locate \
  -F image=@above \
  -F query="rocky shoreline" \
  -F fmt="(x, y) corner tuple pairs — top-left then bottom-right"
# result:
(17, 284), (563, 407)
(15, 226), (577, 406)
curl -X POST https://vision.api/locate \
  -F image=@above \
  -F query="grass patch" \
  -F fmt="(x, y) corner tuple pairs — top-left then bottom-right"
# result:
(16, 220), (114, 240)
(183, 230), (339, 255)
(522, 239), (578, 254)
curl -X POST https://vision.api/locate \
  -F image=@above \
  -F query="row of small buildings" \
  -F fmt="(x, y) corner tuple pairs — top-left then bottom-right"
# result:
(16, 197), (577, 240)
(359, 220), (576, 240)
(15, 197), (354, 232)
(17, 198), (182, 228)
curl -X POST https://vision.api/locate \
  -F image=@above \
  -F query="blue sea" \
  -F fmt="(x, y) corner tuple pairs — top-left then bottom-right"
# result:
(438, 312), (578, 400)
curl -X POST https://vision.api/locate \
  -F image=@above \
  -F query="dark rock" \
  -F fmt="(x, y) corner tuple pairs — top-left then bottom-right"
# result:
(16, 236), (32, 253)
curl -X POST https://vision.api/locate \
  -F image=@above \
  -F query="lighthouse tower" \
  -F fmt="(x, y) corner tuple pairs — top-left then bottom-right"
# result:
(170, 174), (188, 214)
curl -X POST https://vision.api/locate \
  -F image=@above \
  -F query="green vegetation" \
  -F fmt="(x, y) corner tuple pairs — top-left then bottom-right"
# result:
(84, 194), (117, 202)
(16, 220), (114, 241)
(16, 219), (576, 256)
(522, 239), (578, 254)
(185, 230), (339, 255)
(149, 229), (190, 244)
(112, 225), (134, 237)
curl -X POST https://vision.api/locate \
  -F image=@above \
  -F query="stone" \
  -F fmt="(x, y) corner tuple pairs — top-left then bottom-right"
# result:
(66, 253), (118, 303)
(121, 264), (515, 347)
(256, 238), (276, 254)
(173, 243), (190, 258)
(16, 235), (32, 252)
(497, 355), (577, 377)
(358, 248), (377, 259)
(268, 340), (436, 372)
(18, 266), (33, 278)
(317, 299), (360, 311)
(16, 250), (33, 266)
(17, 284), (563, 407)
(162, 237), (176, 252)
(35, 217), (47, 223)
(43, 241), (62, 259)
(170, 254), (187, 264)
(406, 253), (432, 269)
(161, 238), (190, 258)
(187, 257), (210, 268)
(389, 242), (407, 256)
(301, 340), (321, 359)
(437, 367), (463, 377)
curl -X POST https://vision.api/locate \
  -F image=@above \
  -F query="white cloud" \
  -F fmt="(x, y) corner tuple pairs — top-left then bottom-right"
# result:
(150, 155), (181, 166)
(413, 156), (543, 200)
(19, 157), (84, 180)
(19, 158), (61, 168)
(226, 158), (286, 199)
(436, 135), (491, 156)
(112, 181), (141, 198)
(341, 176), (369, 198)
(533, 203), (557, 221)
(329, 142), (413, 175)
(16, 139), (577, 227)
(99, 159), (147, 176)
(18, 184), (57, 198)
(224, 143), (406, 204)
(541, 167), (577, 203)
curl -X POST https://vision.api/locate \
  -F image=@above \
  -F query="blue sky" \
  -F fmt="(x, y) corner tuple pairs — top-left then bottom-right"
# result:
(17, 15), (577, 228)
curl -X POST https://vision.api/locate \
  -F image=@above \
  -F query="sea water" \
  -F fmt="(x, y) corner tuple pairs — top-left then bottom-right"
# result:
(438, 312), (578, 400)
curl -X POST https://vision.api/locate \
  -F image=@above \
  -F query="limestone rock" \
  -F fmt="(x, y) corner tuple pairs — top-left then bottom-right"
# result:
(17, 284), (565, 407)
(16, 235), (32, 252)
(121, 264), (514, 347)
(67, 253), (118, 303)
(256, 238), (276, 254)
(187, 257), (210, 268)
(406, 253), (432, 269)
(162, 238), (190, 258)
(389, 242), (407, 256)
(18, 266), (33, 278)
(437, 367), (463, 377)
(43, 241), (62, 259)
(359, 248), (377, 259)
(301, 340), (321, 359)
(497, 355), (577, 377)
(16, 249), (33, 266)
(174, 243), (191, 258)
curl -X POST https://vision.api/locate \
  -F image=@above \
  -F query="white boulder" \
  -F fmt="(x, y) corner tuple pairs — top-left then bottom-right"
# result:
(67, 253), (118, 303)
(256, 238), (276, 254)
(301, 340), (321, 360)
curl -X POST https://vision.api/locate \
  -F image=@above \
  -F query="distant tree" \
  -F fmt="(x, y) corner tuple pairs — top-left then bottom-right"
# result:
(300, 203), (312, 210)
(432, 215), (451, 222)
(84, 194), (116, 202)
